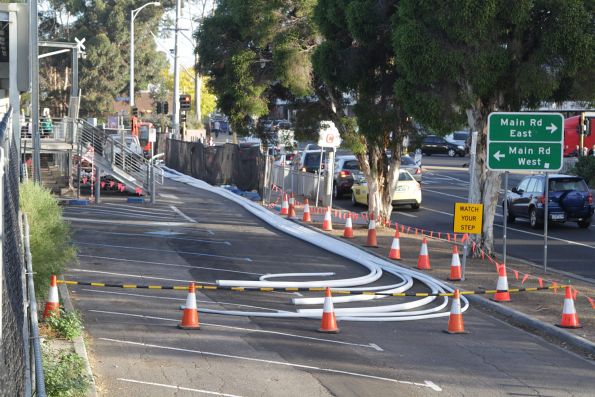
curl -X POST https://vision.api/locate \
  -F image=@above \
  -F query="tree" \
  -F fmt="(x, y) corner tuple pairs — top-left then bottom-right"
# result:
(195, 0), (319, 141)
(313, 0), (411, 219)
(393, 0), (594, 252)
(38, 0), (170, 117)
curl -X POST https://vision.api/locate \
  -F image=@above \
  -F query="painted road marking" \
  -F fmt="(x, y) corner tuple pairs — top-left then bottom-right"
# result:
(101, 338), (440, 391)
(65, 207), (175, 221)
(90, 309), (383, 351)
(78, 255), (260, 275)
(118, 378), (243, 397)
(83, 290), (279, 312)
(67, 269), (217, 285)
(394, 211), (417, 218)
(104, 202), (175, 213)
(64, 217), (215, 234)
(423, 189), (468, 200)
(159, 193), (180, 200)
(80, 230), (231, 245)
(73, 241), (252, 262)
(421, 207), (594, 249)
(170, 205), (197, 223)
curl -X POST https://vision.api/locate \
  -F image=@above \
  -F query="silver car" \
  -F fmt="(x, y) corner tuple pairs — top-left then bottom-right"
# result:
(399, 155), (422, 183)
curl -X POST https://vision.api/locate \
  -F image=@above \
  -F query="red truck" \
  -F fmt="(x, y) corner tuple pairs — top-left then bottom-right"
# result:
(564, 113), (595, 156)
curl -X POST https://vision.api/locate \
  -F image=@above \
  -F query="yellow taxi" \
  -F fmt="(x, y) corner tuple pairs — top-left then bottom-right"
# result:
(351, 170), (422, 209)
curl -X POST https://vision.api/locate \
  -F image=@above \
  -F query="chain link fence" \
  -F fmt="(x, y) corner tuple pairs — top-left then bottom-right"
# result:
(0, 108), (26, 396)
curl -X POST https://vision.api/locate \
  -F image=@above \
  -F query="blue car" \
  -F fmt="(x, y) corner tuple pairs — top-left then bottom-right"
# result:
(505, 174), (593, 229)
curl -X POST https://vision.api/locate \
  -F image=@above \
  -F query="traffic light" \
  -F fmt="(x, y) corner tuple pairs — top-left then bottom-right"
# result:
(180, 111), (187, 123)
(179, 94), (191, 111)
(132, 106), (138, 117)
(580, 114), (591, 137)
(163, 101), (169, 115)
(155, 102), (163, 114)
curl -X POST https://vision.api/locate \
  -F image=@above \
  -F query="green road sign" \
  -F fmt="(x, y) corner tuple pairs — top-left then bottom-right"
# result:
(487, 112), (564, 171)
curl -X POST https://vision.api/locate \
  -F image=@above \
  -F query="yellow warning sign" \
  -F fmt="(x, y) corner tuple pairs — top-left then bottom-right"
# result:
(453, 203), (483, 234)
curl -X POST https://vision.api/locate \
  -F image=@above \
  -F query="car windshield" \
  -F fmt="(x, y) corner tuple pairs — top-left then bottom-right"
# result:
(549, 178), (587, 192)
(453, 132), (468, 141)
(343, 160), (360, 170)
(304, 153), (324, 167)
(398, 172), (414, 181)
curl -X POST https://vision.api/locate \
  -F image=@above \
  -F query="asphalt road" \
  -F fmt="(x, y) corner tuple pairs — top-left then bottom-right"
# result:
(334, 155), (595, 280)
(63, 176), (594, 396)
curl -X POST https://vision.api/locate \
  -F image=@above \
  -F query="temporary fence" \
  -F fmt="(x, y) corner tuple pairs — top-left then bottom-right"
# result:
(265, 162), (328, 206)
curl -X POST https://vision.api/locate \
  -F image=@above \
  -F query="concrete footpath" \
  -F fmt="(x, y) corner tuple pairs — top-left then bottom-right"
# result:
(276, 203), (595, 358)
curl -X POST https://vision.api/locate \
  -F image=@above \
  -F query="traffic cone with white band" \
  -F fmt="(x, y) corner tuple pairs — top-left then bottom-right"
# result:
(365, 213), (378, 247)
(280, 194), (289, 215)
(492, 264), (510, 302)
(302, 198), (312, 222)
(445, 289), (467, 334)
(343, 213), (354, 238)
(558, 286), (581, 328)
(448, 245), (462, 281)
(322, 206), (333, 231)
(318, 287), (339, 333)
(417, 238), (431, 270)
(178, 282), (200, 330)
(43, 275), (60, 320)
(287, 193), (298, 220)
(388, 229), (401, 259)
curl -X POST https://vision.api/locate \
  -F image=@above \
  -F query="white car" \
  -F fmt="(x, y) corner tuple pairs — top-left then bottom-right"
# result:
(351, 170), (422, 209)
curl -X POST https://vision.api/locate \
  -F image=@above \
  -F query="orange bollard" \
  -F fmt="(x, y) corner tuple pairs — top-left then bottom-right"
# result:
(322, 206), (333, 231)
(492, 264), (510, 302)
(365, 213), (378, 247)
(388, 229), (401, 259)
(448, 245), (462, 281)
(178, 282), (200, 330)
(343, 213), (354, 238)
(417, 238), (431, 270)
(302, 198), (312, 222)
(445, 290), (467, 334)
(43, 275), (60, 320)
(557, 286), (582, 328)
(318, 287), (339, 333)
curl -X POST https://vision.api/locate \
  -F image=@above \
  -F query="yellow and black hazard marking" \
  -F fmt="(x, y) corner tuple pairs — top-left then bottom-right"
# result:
(57, 279), (566, 297)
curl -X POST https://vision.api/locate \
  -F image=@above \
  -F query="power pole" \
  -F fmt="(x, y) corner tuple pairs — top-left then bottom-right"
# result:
(172, 0), (181, 137)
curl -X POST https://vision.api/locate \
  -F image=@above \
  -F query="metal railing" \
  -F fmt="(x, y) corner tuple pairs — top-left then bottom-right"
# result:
(267, 162), (327, 204)
(76, 120), (153, 189)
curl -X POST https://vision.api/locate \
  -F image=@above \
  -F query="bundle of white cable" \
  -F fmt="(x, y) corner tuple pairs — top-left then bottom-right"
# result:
(164, 167), (468, 321)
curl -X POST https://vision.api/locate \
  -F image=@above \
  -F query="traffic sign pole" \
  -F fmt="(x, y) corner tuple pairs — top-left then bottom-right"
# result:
(544, 173), (549, 273)
(503, 172), (508, 266)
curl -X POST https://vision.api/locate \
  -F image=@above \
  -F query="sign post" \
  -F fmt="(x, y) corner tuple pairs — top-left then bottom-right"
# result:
(317, 121), (342, 207)
(487, 112), (563, 272)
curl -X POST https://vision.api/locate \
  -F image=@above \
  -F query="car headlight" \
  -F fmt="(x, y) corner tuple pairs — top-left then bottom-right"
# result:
(457, 145), (465, 150)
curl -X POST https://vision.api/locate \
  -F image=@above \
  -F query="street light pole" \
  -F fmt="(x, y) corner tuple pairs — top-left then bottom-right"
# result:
(130, 2), (161, 108)
(172, 0), (181, 137)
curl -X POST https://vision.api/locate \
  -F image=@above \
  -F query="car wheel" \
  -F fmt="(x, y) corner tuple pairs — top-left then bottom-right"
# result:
(351, 192), (359, 207)
(529, 207), (542, 229)
(448, 149), (456, 157)
(411, 202), (420, 210)
(333, 183), (341, 200)
(503, 202), (515, 223)
(577, 218), (592, 228)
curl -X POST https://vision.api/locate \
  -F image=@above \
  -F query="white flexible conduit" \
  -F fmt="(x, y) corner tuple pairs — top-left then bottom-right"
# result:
(163, 168), (469, 321)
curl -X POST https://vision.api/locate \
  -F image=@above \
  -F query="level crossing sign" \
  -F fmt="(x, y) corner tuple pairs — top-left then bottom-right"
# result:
(487, 112), (564, 171)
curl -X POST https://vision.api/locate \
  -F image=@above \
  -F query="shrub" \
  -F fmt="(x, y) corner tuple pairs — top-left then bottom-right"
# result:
(46, 311), (84, 340)
(43, 346), (90, 397)
(19, 182), (77, 299)
(570, 156), (595, 188)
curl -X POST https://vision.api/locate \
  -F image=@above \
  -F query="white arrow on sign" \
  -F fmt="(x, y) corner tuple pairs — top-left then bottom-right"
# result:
(546, 123), (557, 134)
(493, 151), (505, 161)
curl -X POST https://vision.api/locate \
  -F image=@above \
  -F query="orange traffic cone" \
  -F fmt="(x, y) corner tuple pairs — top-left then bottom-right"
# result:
(287, 193), (298, 220)
(343, 213), (354, 238)
(322, 206), (333, 231)
(388, 229), (401, 259)
(365, 213), (378, 247)
(558, 286), (581, 328)
(178, 282), (200, 330)
(492, 264), (510, 302)
(43, 275), (60, 320)
(448, 245), (462, 281)
(302, 198), (312, 222)
(280, 194), (289, 215)
(417, 238), (431, 270)
(445, 289), (467, 334)
(318, 287), (339, 333)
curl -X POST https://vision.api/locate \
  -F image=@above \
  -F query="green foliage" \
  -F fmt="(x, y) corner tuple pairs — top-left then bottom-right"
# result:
(20, 182), (77, 299)
(196, 0), (319, 134)
(46, 311), (84, 341)
(571, 156), (595, 188)
(43, 346), (90, 397)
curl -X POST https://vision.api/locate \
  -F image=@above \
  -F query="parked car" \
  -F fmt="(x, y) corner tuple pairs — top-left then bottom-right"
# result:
(351, 170), (421, 209)
(444, 131), (470, 153)
(504, 174), (593, 229)
(333, 155), (361, 198)
(421, 135), (465, 157)
(399, 155), (422, 183)
(298, 150), (327, 173)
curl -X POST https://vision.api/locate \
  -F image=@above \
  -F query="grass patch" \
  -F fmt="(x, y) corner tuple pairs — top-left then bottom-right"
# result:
(19, 181), (77, 299)
(42, 345), (91, 397)
(46, 311), (84, 340)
